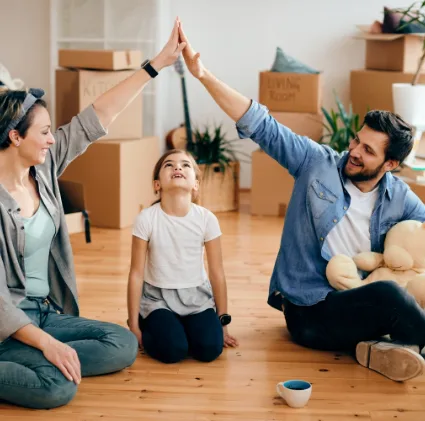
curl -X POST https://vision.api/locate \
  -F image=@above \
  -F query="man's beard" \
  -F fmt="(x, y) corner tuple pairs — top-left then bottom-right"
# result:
(344, 159), (385, 182)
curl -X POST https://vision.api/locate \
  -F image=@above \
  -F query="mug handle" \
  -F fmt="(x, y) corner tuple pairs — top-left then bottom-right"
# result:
(276, 382), (285, 397)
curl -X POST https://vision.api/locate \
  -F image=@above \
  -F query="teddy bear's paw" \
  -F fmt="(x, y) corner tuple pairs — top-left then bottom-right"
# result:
(353, 252), (384, 271)
(326, 254), (362, 290)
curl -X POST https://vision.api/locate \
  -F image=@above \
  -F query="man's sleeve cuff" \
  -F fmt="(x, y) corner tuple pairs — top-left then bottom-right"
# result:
(236, 100), (269, 138)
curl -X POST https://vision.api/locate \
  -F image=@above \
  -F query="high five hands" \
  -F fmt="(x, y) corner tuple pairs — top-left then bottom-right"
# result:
(177, 20), (207, 80)
(151, 17), (187, 72)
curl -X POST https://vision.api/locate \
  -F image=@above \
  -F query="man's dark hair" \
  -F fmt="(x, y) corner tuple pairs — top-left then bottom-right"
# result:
(363, 110), (414, 164)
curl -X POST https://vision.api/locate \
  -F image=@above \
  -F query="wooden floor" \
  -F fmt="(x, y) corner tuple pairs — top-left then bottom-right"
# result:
(2, 193), (425, 420)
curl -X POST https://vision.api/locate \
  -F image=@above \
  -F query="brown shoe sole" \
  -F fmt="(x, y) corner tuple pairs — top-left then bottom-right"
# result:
(356, 341), (424, 382)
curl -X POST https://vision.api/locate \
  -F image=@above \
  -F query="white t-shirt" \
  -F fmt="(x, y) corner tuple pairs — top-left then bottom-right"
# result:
(132, 202), (222, 289)
(325, 179), (379, 260)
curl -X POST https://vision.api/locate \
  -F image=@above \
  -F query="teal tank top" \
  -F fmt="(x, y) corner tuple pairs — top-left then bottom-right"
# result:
(22, 200), (55, 297)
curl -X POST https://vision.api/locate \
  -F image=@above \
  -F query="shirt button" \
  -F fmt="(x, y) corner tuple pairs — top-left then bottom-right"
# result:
(333, 219), (337, 223)
(320, 237), (324, 241)
(319, 192), (324, 197)
(17, 208), (21, 212)
(21, 226), (24, 230)
(343, 206), (347, 210)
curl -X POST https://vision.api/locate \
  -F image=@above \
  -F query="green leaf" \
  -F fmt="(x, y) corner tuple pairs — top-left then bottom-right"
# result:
(320, 91), (360, 153)
(394, 2), (425, 33)
(322, 107), (338, 132)
(188, 122), (246, 168)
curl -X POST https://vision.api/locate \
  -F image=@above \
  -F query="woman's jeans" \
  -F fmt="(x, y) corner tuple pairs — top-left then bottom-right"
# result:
(0, 298), (138, 409)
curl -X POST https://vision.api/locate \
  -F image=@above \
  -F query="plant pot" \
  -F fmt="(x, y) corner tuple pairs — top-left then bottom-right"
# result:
(392, 83), (425, 164)
(197, 161), (240, 213)
(392, 83), (425, 127)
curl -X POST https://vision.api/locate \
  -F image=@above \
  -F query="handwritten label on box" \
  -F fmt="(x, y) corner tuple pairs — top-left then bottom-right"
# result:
(267, 75), (301, 103)
(259, 72), (321, 113)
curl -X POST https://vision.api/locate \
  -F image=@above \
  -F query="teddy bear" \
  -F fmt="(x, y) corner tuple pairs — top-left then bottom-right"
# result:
(326, 220), (425, 308)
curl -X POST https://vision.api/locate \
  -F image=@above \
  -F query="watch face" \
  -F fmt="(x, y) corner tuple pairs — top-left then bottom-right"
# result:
(220, 314), (231, 326)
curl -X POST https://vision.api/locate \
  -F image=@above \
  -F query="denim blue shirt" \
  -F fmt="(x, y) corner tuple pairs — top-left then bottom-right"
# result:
(236, 100), (425, 310)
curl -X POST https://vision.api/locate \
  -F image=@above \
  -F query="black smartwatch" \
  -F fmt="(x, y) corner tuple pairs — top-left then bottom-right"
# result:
(141, 59), (158, 78)
(219, 313), (232, 326)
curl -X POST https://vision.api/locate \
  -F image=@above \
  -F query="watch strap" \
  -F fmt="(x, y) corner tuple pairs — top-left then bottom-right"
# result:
(141, 59), (158, 78)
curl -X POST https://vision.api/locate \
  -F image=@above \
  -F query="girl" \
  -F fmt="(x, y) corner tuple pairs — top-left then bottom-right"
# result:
(127, 149), (238, 364)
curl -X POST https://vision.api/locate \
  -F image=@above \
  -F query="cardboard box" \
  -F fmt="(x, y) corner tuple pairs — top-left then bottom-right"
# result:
(350, 69), (425, 119)
(58, 49), (142, 71)
(251, 149), (294, 216)
(259, 71), (322, 113)
(416, 133), (425, 158)
(58, 180), (89, 239)
(398, 165), (425, 182)
(60, 137), (160, 229)
(271, 111), (323, 141)
(55, 69), (143, 141)
(355, 28), (425, 73)
(398, 156), (425, 182)
(396, 174), (425, 204)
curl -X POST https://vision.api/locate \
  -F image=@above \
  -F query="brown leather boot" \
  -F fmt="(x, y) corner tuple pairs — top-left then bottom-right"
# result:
(356, 340), (425, 382)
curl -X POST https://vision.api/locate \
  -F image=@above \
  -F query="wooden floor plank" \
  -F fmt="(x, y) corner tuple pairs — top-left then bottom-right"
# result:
(1, 193), (424, 420)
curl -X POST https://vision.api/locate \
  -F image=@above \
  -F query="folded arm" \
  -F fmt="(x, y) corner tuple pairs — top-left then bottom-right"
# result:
(0, 259), (81, 383)
(0, 257), (32, 342)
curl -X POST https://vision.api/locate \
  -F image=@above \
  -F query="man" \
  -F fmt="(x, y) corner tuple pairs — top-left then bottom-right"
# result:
(178, 23), (425, 382)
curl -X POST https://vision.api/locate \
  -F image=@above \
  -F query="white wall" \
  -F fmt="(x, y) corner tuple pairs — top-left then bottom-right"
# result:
(0, 0), (50, 109)
(0, 0), (416, 189)
(165, 0), (415, 188)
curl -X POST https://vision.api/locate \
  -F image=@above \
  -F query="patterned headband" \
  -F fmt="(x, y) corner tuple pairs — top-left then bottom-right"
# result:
(0, 88), (45, 146)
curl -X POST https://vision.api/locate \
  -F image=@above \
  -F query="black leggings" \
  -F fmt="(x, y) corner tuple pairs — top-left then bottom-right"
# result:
(139, 308), (224, 364)
(283, 280), (425, 353)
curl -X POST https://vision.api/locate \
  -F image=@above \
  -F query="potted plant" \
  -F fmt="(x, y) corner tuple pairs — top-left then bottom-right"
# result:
(319, 93), (362, 152)
(391, 2), (425, 163)
(186, 124), (247, 212)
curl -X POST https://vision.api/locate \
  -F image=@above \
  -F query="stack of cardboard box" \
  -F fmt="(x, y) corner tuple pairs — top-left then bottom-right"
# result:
(250, 69), (324, 217)
(350, 28), (425, 203)
(350, 27), (425, 119)
(56, 50), (160, 229)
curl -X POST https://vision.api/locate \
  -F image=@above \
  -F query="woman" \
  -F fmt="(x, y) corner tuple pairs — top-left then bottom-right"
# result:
(0, 18), (186, 410)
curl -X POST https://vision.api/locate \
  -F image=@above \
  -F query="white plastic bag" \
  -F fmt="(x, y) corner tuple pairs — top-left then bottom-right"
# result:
(0, 63), (24, 89)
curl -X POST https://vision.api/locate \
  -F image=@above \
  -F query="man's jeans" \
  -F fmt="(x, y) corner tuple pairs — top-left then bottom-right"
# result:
(283, 281), (425, 353)
(0, 298), (138, 409)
